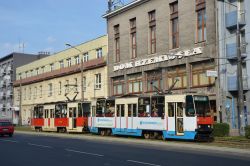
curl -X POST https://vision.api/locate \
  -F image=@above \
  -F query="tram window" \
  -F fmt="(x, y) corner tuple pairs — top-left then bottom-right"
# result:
(128, 105), (132, 117)
(106, 100), (115, 117)
(61, 105), (67, 118)
(138, 97), (150, 117)
(38, 107), (43, 118)
(116, 105), (120, 117)
(45, 110), (48, 118)
(133, 104), (137, 117)
(96, 100), (105, 117)
(121, 104), (125, 117)
(69, 108), (73, 118)
(78, 104), (83, 117)
(168, 103), (175, 117)
(50, 109), (54, 118)
(116, 104), (125, 117)
(128, 104), (137, 117)
(186, 95), (195, 117)
(177, 103), (183, 117)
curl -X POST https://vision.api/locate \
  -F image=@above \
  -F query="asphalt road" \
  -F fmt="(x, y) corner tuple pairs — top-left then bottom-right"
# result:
(0, 133), (249, 166)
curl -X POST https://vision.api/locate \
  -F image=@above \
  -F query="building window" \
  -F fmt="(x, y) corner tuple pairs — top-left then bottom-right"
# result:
(18, 73), (21, 80)
(25, 71), (28, 78)
(36, 68), (39, 75)
(95, 74), (101, 89)
(112, 77), (124, 96)
(30, 70), (33, 77)
(170, 1), (179, 49)
(34, 87), (37, 99)
(40, 85), (42, 98)
(83, 76), (86, 92)
(83, 52), (89, 62)
(191, 61), (215, 87)
(48, 83), (53, 97)
(59, 81), (62, 95)
(24, 88), (26, 100)
(29, 87), (32, 100)
(128, 73), (143, 94)
(67, 58), (72, 67)
(65, 80), (69, 94)
(59, 60), (64, 69)
(146, 71), (162, 92)
(50, 63), (54, 72)
(114, 24), (120, 62)
(196, 0), (206, 42)
(96, 48), (103, 59)
(149, 10), (156, 54)
(75, 56), (80, 64)
(168, 66), (187, 89)
(130, 18), (137, 58)
(41, 66), (45, 74)
(74, 78), (78, 92)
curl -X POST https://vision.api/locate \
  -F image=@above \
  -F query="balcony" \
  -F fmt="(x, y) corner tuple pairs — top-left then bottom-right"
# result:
(6, 90), (13, 98)
(226, 10), (246, 30)
(226, 43), (247, 60)
(6, 66), (13, 74)
(227, 76), (248, 91)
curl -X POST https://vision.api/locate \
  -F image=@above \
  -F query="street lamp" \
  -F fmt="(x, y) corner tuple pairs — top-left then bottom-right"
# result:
(218, 0), (244, 135)
(65, 43), (84, 102)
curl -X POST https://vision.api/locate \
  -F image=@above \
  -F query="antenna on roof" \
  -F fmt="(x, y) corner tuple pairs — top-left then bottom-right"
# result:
(107, 0), (125, 12)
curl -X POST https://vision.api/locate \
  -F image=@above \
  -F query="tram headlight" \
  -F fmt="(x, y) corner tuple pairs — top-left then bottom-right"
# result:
(208, 125), (211, 128)
(198, 125), (201, 128)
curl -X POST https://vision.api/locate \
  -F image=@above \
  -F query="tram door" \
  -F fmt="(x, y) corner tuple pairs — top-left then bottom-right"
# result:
(116, 104), (125, 131)
(49, 109), (55, 128)
(167, 102), (184, 135)
(128, 104), (137, 130)
(69, 107), (77, 129)
(44, 109), (49, 128)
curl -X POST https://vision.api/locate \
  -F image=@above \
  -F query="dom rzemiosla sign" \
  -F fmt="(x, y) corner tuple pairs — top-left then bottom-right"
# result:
(113, 47), (202, 72)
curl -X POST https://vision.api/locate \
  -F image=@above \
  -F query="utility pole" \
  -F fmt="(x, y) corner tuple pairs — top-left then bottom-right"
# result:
(236, 6), (244, 135)
(19, 77), (22, 126)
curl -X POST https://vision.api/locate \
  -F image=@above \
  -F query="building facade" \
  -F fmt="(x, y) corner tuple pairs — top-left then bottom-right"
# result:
(218, 0), (250, 134)
(0, 52), (47, 124)
(104, 0), (218, 120)
(13, 35), (108, 125)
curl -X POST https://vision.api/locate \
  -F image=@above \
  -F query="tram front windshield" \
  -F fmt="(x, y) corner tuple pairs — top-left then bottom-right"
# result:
(193, 96), (210, 117)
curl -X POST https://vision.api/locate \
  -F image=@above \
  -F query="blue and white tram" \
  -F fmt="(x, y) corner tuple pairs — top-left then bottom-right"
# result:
(88, 94), (213, 141)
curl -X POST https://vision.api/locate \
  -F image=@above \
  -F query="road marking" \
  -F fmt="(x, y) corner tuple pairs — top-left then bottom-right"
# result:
(127, 160), (161, 166)
(28, 143), (52, 149)
(0, 139), (18, 143)
(65, 148), (104, 157)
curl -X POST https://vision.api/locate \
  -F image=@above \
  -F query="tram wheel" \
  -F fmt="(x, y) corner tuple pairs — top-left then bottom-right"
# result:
(144, 132), (150, 139)
(106, 129), (112, 136)
(100, 130), (106, 136)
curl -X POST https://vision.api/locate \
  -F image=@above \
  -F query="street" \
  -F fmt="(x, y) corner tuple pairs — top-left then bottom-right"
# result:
(0, 133), (249, 166)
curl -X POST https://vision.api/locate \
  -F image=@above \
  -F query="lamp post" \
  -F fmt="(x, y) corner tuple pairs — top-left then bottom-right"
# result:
(65, 43), (84, 102)
(218, 0), (244, 135)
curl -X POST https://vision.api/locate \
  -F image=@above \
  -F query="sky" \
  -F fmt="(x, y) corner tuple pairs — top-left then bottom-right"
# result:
(0, 0), (131, 58)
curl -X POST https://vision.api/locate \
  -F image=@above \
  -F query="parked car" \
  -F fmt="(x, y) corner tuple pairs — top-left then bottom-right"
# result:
(0, 120), (14, 137)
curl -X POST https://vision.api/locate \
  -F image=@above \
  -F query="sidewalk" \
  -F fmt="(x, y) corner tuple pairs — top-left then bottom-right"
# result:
(15, 130), (250, 158)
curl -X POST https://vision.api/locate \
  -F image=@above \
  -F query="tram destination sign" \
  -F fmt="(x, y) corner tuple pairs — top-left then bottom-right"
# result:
(113, 47), (203, 71)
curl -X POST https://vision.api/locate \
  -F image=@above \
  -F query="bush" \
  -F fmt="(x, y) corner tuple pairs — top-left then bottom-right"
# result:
(213, 123), (230, 137)
(245, 125), (250, 139)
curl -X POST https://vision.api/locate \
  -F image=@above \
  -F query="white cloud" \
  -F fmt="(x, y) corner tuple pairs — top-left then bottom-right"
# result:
(47, 36), (56, 43)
